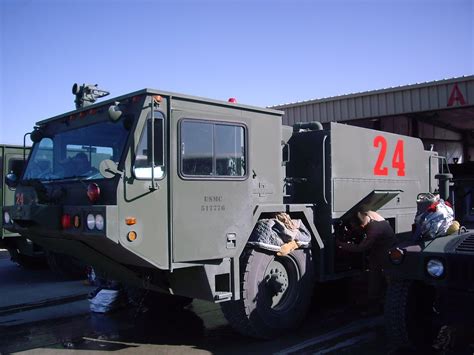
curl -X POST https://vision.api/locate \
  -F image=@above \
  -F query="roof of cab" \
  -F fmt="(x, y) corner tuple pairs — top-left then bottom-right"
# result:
(37, 88), (284, 125)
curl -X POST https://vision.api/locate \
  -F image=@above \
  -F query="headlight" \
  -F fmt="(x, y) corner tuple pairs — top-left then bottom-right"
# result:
(86, 214), (96, 230)
(426, 259), (445, 278)
(4, 211), (11, 224)
(95, 214), (104, 231)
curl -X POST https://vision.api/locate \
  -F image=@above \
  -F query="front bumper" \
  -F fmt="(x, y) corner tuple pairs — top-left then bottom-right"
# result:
(385, 233), (474, 291)
(2, 204), (113, 240)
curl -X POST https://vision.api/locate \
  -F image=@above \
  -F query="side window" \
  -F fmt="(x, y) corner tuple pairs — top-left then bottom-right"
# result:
(23, 138), (53, 180)
(181, 121), (213, 176)
(181, 120), (246, 178)
(134, 111), (165, 179)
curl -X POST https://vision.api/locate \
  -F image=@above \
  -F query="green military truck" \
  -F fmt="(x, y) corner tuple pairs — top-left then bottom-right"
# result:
(0, 144), (46, 266)
(384, 181), (474, 349)
(3, 84), (443, 338)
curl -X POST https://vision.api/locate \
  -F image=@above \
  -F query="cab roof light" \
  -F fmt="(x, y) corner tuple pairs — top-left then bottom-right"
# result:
(228, 98), (237, 103)
(131, 95), (142, 103)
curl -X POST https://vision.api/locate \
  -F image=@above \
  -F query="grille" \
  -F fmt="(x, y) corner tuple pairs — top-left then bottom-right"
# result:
(447, 256), (474, 285)
(456, 234), (474, 253)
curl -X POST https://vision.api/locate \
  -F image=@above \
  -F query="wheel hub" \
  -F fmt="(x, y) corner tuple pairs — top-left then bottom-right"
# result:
(264, 259), (292, 308)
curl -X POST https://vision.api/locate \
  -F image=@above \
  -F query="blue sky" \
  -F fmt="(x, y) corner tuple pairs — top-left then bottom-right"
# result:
(1, 0), (473, 145)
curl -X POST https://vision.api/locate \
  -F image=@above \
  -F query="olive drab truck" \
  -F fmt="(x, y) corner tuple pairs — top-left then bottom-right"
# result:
(0, 144), (45, 267)
(3, 84), (442, 338)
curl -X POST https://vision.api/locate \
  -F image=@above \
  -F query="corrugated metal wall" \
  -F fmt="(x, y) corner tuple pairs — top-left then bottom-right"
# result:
(274, 76), (474, 163)
(277, 76), (474, 126)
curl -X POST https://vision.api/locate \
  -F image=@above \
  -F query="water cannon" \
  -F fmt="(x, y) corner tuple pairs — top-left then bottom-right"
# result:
(72, 83), (110, 109)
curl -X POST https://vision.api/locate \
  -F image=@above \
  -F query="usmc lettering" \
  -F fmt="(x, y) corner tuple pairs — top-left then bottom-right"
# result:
(201, 196), (225, 212)
(204, 196), (222, 203)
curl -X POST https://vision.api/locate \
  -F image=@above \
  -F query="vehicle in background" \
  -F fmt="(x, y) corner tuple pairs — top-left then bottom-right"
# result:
(384, 175), (474, 350)
(0, 144), (45, 267)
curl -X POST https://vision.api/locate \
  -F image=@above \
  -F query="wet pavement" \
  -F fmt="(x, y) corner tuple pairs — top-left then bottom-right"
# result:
(0, 253), (472, 354)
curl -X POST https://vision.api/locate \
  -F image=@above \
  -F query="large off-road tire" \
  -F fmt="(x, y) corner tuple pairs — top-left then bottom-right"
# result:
(46, 251), (87, 280)
(385, 280), (438, 350)
(221, 247), (315, 339)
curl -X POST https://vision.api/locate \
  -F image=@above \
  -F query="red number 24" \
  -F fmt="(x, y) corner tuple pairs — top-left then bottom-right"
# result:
(373, 136), (405, 176)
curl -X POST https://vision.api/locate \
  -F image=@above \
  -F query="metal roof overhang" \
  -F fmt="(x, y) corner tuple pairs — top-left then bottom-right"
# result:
(273, 76), (474, 134)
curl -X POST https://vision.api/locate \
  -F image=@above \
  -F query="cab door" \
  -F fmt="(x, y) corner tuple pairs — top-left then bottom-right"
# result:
(171, 111), (252, 263)
(117, 108), (170, 269)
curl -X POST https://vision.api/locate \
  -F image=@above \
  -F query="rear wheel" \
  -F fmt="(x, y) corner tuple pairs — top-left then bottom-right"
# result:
(221, 247), (314, 339)
(385, 280), (438, 350)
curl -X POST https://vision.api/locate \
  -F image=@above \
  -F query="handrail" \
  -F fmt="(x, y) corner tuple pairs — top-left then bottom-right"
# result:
(429, 154), (450, 192)
(322, 135), (328, 204)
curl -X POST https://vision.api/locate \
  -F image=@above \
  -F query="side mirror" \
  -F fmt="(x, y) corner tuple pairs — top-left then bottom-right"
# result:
(99, 159), (120, 179)
(30, 129), (44, 143)
(5, 173), (18, 189)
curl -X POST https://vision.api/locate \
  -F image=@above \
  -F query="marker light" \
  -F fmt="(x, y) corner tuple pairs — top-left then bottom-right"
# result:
(87, 183), (101, 203)
(426, 259), (445, 278)
(127, 231), (137, 242)
(61, 214), (72, 229)
(388, 248), (405, 265)
(228, 98), (237, 103)
(95, 214), (105, 231)
(4, 211), (11, 224)
(86, 214), (96, 230)
(73, 215), (81, 228)
(125, 217), (137, 226)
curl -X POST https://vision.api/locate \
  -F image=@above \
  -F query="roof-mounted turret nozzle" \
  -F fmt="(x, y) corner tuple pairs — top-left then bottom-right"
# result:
(72, 83), (110, 109)
(293, 121), (323, 133)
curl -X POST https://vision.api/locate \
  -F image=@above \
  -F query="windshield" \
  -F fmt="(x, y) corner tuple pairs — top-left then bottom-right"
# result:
(23, 121), (130, 181)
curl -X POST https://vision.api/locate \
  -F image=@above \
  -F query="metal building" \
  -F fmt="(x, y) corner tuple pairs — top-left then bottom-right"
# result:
(273, 75), (474, 164)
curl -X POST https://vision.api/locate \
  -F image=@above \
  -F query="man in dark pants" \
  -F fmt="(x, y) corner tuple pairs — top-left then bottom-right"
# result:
(337, 207), (397, 314)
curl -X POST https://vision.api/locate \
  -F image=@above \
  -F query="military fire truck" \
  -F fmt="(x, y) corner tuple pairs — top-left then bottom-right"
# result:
(3, 85), (442, 338)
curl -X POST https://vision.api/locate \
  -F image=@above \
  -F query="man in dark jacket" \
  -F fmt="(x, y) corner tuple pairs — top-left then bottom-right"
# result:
(337, 207), (397, 312)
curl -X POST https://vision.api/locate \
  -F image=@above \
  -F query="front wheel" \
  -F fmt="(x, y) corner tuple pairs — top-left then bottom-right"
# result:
(384, 280), (438, 350)
(221, 248), (314, 339)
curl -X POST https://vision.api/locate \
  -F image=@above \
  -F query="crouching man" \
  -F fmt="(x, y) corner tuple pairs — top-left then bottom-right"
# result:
(337, 207), (397, 314)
